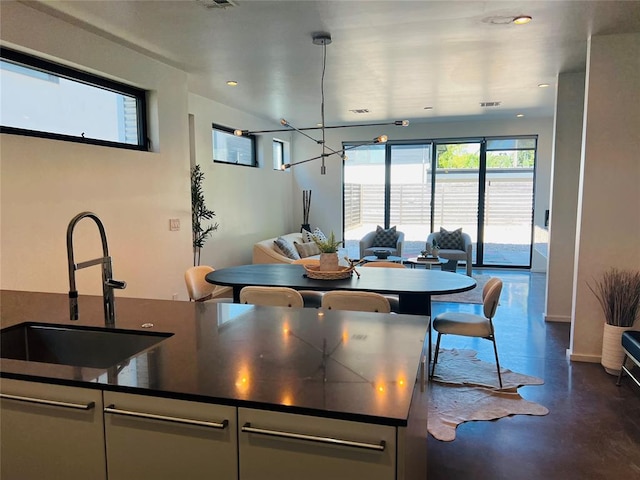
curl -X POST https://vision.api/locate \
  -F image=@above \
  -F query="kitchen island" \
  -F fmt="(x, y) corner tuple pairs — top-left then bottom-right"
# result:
(0, 290), (430, 479)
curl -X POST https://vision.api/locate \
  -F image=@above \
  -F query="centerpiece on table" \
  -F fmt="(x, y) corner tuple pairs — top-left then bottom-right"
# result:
(313, 231), (343, 271)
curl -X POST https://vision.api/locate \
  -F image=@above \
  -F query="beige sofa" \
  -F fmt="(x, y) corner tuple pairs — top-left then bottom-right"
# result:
(253, 232), (313, 264)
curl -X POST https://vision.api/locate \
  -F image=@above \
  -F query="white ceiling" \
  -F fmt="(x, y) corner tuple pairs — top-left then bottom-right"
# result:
(26, 0), (640, 127)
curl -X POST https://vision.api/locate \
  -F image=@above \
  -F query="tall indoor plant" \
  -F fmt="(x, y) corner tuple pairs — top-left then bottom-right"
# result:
(191, 165), (218, 266)
(588, 268), (640, 374)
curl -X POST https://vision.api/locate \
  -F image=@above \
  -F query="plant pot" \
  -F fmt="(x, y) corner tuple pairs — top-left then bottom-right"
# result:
(319, 252), (339, 271)
(601, 323), (633, 375)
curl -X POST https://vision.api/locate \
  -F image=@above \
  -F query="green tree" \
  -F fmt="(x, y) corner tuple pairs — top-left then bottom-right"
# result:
(436, 144), (479, 169)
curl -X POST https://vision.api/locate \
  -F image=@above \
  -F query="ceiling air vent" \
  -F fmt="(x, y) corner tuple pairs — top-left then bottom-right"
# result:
(349, 109), (370, 114)
(196, 0), (238, 9)
(480, 101), (501, 107)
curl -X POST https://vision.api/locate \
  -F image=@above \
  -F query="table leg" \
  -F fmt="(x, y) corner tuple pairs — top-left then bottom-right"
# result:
(397, 293), (432, 363)
(233, 286), (242, 303)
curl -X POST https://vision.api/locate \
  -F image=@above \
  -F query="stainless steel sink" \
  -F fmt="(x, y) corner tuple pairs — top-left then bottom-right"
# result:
(0, 322), (173, 369)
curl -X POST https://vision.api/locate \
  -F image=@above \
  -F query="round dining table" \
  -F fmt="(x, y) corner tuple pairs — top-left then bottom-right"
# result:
(205, 263), (476, 317)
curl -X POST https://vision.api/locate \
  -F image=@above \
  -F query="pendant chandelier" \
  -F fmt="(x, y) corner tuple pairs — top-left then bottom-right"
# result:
(234, 32), (409, 174)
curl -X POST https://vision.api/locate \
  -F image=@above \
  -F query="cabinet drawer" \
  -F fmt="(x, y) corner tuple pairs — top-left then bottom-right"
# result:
(0, 378), (106, 480)
(104, 391), (237, 480)
(239, 407), (396, 480)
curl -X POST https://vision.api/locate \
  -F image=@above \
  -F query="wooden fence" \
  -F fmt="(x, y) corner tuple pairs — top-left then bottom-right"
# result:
(345, 177), (533, 229)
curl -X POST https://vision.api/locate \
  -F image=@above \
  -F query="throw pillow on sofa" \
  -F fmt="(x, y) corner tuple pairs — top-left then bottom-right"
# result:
(274, 237), (300, 260)
(438, 227), (464, 250)
(373, 225), (398, 248)
(302, 227), (328, 244)
(294, 241), (321, 258)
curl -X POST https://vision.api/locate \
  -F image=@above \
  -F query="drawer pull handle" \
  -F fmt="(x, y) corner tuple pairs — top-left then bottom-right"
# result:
(0, 393), (95, 410)
(104, 405), (228, 429)
(241, 422), (386, 451)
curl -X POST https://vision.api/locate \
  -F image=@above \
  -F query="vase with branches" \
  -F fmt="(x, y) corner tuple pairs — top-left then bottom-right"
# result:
(301, 190), (312, 232)
(588, 268), (640, 374)
(191, 165), (218, 266)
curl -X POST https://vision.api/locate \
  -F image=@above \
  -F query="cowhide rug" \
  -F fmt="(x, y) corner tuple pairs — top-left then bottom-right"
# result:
(428, 348), (549, 441)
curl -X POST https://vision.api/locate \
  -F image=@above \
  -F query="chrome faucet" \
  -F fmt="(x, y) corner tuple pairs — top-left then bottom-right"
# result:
(66, 212), (126, 327)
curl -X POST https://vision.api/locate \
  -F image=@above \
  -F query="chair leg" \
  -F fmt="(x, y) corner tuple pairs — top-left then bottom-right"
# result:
(428, 319), (432, 364)
(430, 333), (442, 380)
(491, 336), (503, 388)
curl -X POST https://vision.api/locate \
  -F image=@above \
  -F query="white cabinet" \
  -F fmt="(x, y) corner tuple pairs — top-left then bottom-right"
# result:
(103, 391), (237, 480)
(0, 378), (106, 480)
(238, 407), (397, 480)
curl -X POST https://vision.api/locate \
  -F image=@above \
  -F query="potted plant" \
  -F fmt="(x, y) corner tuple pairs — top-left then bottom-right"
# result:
(588, 268), (640, 374)
(191, 165), (218, 266)
(313, 231), (343, 271)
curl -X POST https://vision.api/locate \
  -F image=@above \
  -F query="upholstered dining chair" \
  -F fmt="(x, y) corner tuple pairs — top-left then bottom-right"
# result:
(240, 286), (304, 308)
(291, 258), (325, 308)
(321, 291), (391, 313)
(361, 261), (406, 312)
(184, 266), (233, 302)
(430, 277), (503, 387)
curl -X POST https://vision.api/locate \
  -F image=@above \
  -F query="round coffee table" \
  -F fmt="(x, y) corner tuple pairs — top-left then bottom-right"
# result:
(405, 256), (444, 269)
(362, 255), (405, 263)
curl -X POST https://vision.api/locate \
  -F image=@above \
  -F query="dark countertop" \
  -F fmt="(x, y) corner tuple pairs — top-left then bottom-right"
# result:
(0, 290), (429, 427)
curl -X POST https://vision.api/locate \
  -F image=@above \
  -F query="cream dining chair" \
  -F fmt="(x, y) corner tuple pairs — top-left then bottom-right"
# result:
(321, 290), (391, 313)
(430, 277), (504, 387)
(184, 266), (233, 302)
(239, 286), (304, 308)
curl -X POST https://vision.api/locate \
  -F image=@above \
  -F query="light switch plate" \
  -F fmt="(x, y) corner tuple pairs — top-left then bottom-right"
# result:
(169, 218), (180, 231)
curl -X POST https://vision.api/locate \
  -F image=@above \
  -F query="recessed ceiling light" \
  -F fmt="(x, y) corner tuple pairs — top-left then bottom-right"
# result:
(513, 15), (532, 25)
(516, 113), (525, 118)
(226, 80), (238, 86)
(538, 83), (550, 88)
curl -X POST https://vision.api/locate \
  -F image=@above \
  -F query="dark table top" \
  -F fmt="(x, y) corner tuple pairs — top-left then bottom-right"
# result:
(0, 290), (430, 426)
(206, 263), (476, 296)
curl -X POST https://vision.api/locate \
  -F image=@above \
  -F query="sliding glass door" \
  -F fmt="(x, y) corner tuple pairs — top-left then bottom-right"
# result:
(433, 141), (481, 263)
(343, 136), (536, 268)
(389, 144), (433, 256)
(482, 138), (536, 266)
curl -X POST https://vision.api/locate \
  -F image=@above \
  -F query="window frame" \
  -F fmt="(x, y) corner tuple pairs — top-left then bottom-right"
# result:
(272, 138), (285, 170)
(212, 123), (257, 167)
(0, 47), (149, 151)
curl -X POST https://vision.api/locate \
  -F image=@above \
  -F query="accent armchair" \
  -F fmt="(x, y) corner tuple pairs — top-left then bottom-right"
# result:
(359, 227), (405, 259)
(427, 229), (473, 276)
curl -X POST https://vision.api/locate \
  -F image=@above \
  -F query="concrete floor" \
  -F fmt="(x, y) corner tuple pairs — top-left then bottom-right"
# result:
(427, 269), (640, 480)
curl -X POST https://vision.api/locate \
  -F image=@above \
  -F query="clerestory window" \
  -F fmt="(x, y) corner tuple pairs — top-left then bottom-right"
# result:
(0, 47), (148, 151)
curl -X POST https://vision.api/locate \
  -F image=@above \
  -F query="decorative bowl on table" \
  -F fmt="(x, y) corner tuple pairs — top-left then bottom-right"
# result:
(303, 264), (354, 280)
(373, 250), (390, 259)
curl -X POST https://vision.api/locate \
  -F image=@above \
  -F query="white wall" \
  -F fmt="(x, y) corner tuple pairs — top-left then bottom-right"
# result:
(545, 72), (585, 323)
(569, 32), (640, 362)
(0, 2), (193, 301)
(188, 95), (295, 268)
(0, 2), (297, 302)
(291, 117), (554, 272)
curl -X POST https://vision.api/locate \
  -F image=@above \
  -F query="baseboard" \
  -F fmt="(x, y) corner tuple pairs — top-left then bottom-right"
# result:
(566, 349), (601, 363)
(544, 314), (571, 323)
